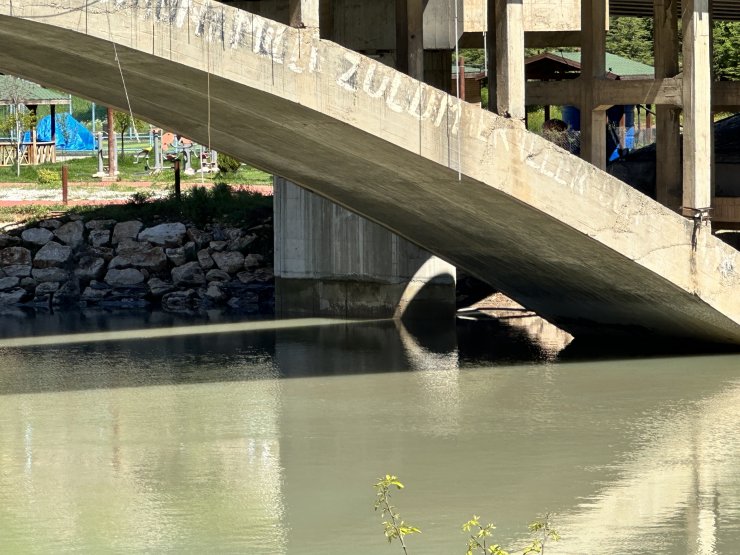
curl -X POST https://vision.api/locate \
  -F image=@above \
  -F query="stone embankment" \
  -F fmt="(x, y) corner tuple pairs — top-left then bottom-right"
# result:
(0, 217), (274, 313)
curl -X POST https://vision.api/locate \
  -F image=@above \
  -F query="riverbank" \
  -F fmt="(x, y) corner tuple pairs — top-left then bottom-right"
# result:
(0, 185), (275, 314)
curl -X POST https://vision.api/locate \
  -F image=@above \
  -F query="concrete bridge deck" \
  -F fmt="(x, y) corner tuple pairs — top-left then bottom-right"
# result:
(0, 1), (738, 343)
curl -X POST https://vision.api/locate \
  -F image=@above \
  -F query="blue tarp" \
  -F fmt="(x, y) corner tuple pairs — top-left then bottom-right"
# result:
(23, 113), (94, 151)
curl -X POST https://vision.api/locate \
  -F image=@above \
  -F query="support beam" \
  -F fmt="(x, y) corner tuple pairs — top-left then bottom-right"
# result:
(494, 0), (525, 121)
(654, 0), (682, 210)
(580, 0), (608, 170)
(682, 0), (712, 215)
(395, 0), (425, 80)
(289, 0), (320, 29)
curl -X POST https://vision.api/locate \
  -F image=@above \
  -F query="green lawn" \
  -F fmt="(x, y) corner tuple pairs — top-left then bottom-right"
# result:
(0, 154), (273, 186)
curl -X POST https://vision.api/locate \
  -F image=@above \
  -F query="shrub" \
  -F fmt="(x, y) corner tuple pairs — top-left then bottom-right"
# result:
(217, 152), (241, 174)
(36, 168), (60, 185)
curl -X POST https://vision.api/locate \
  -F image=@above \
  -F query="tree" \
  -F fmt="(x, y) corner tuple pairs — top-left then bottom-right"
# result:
(0, 77), (37, 177)
(112, 111), (145, 158)
(606, 16), (654, 66)
(713, 21), (740, 81)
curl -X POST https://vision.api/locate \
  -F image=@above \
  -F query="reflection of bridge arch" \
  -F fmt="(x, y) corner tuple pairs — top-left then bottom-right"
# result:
(0, 1), (738, 342)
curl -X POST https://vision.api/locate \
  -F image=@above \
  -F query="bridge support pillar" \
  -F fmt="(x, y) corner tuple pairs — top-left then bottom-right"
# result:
(274, 177), (456, 320)
(579, 0), (608, 170)
(681, 0), (713, 220)
(654, 0), (682, 211)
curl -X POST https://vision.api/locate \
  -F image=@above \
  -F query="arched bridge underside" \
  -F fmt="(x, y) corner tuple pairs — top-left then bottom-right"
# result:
(0, 1), (738, 344)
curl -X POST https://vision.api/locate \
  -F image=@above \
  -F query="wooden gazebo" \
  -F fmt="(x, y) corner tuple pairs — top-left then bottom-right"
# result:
(0, 74), (70, 166)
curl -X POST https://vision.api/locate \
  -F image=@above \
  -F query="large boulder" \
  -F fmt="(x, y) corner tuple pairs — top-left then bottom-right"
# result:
(212, 251), (245, 274)
(53, 220), (85, 248)
(0, 234), (20, 248)
(147, 277), (174, 297)
(138, 223), (187, 247)
(32, 267), (71, 283)
(187, 227), (212, 250)
(162, 289), (197, 311)
(206, 269), (231, 282)
(3, 265), (31, 278)
(109, 246), (167, 272)
(104, 268), (146, 287)
(165, 246), (188, 267)
(89, 230), (111, 248)
(0, 246), (32, 267)
(75, 256), (106, 281)
(36, 282), (60, 295)
(33, 242), (73, 268)
(244, 253), (264, 269)
(0, 288), (28, 305)
(86, 219), (117, 231)
(111, 221), (144, 244)
(197, 249), (215, 270)
(171, 262), (206, 286)
(0, 276), (20, 291)
(52, 279), (81, 307)
(21, 227), (53, 246)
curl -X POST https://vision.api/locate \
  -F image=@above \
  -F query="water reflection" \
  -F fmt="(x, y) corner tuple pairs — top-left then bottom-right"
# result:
(0, 310), (738, 554)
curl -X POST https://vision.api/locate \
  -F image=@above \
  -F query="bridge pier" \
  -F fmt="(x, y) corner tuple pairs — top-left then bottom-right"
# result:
(274, 178), (456, 319)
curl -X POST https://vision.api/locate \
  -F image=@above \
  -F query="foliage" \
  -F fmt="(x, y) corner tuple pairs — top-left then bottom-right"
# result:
(0, 77), (38, 177)
(606, 16), (654, 66)
(36, 167), (61, 185)
(217, 152), (242, 174)
(373, 475), (421, 555)
(462, 515), (509, 555)
(522, 514), (560, 555)
(713, 22), (740, 81)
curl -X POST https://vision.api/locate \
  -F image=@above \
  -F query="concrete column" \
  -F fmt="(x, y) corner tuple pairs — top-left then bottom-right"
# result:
(289, 0), (320, 29)
(396, 0), (425, 80)
(494, 0), (525, 121)
(486, 0), (497, 112)
(654, 0), (682, 210)
(274, 178), (456, 319)
(424, 49), (453, 92)
(580, 0), (608, 170)
(681, 0), (713, 216)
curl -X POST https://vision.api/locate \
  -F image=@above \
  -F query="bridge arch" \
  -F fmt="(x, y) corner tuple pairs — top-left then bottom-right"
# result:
(0, 0), (738, 342)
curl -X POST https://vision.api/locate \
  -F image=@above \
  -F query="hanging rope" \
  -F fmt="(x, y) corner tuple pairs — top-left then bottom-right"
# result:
(105, 9), (136, 139)
(203, 0), (213, 184)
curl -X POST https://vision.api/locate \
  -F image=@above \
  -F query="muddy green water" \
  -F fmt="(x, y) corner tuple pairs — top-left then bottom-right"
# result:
(0, 311), (738, 554)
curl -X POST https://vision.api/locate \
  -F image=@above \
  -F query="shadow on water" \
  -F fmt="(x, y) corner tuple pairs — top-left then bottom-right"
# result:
(0, 307), (736, 397)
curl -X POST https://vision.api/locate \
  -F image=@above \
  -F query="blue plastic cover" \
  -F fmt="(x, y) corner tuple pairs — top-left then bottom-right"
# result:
(24, 113), (94, 151)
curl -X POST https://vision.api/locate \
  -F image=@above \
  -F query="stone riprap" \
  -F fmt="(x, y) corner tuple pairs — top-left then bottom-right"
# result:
(0, 217), (274, 314)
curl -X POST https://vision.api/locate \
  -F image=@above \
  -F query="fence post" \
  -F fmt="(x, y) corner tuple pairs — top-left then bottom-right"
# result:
(62, 165), (69, 205)
(174, 159), (181, 202)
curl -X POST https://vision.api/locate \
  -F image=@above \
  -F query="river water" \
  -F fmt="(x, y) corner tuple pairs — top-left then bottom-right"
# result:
(0, 309), (738, 554)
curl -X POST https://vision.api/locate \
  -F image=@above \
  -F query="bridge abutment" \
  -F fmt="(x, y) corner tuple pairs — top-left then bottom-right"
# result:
(274, 178), (456, 319)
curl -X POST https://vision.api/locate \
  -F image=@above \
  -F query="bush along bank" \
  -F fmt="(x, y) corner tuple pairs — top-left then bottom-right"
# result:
(0, 216), (275, 314)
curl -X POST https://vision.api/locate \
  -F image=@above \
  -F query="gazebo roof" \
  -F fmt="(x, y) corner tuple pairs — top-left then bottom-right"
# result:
(525, 52), (654, 81)
(0, 75), (69, 106)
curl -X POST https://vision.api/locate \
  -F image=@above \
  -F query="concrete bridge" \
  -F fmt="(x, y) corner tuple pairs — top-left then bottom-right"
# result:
(0, 1), (738, 344)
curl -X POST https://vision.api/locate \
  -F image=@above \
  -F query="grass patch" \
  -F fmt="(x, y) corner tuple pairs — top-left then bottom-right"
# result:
(0, 155), (272, 185)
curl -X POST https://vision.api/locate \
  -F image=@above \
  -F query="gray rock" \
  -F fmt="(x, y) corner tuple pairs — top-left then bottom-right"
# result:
(38, 219), (62, 230)
(210, 240), (228, 252)
(21, 227), (53, 246)
(52, 279), (81, 307)
(147, 277), (174, 297)
(1, 246), (32, 267)
(89, 229), (111, 248)
(53, 220), (85, 248)
(213, 251), (245, 274)
(35, 281), (60, 295)
(165, 246), (188, 266)
(19, 277), (37, 291)
(0, 276), (20, 291)
(162, 290), (197, 311)
(81, 286), (110, 302)
(32, 267), (71, 283)
(86, 219), (117, 231)
(0, 234), (20, 248)
(88, 280), (111, 290)
(244, 253), (264, 269)
(104, 268), (146, 287)
(254, 267), (274, 282)
(187, 228), (212, 250)
(33, 242), (73, 268)
(110, 246), (167, 272)
(205, 283), (227, 303)
(236, 271), (257, 284)
(3, 265), (31, 278)
(206, 269), (231, 282)
(224, 228), (243, 241)
(116, 238), (153, 253)
(89, 246), (115, 262)
(75, 256), (106, 281)
(228, 233), (257, 252)
(138, 222), (187, 247)
(183, 241), (197, 260)
(0, 288), (28, 305)
(172, 261), (206, 286)
(197, 249), (215, 270)
(112, 221), (143, 244)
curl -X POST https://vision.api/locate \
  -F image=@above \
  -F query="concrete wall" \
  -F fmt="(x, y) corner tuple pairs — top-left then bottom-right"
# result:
(463, 0), (581, 33)
(274, 178), (456, 319)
